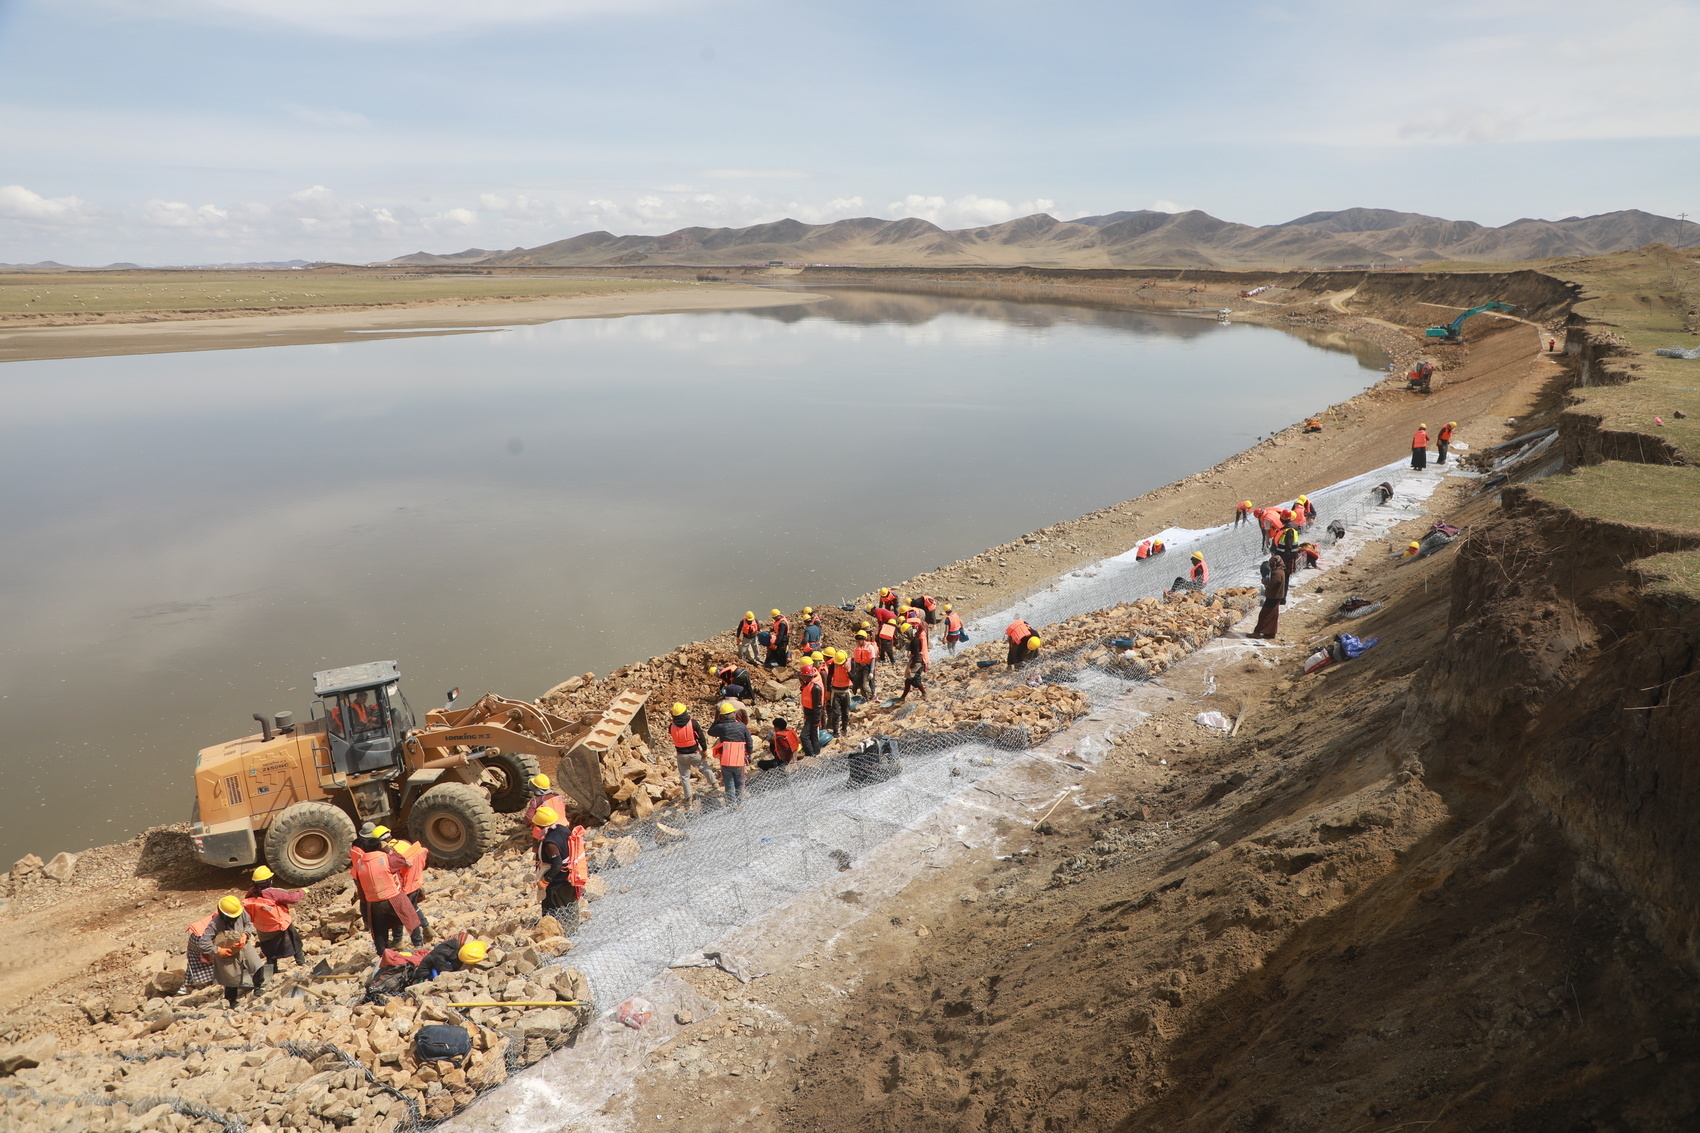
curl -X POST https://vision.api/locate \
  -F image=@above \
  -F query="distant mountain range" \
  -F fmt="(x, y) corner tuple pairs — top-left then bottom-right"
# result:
(381, 208), (1700, 271)
(0, 259), (314, 271)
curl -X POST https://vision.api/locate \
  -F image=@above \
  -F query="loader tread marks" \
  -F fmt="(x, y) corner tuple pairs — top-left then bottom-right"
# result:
(410, 783), (499, 868)
(265, 801), (356, 887)
(483, 750), (543, 814)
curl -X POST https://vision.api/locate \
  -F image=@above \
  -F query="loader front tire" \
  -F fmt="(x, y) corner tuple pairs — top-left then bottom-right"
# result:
(410, 783), (498, 868)
(480, 750), (542, 813)
(264, 802), (356, 887)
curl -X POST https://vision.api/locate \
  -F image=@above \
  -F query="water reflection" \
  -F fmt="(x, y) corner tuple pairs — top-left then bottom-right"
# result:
(0, 290), (1384, 862)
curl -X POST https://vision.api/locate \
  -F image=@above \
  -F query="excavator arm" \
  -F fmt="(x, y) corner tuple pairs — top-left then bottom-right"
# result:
(1426, 301), (1517, 341)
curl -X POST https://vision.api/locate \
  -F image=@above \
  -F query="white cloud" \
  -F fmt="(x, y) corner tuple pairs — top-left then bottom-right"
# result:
(271, 101), (372, 129)
(0, 184), (96, 222)
(702, 169), (811, 180)
(1151, 200), (1182, 213)
(91, 0), (713, 37)
(886, 194), (1059, 228)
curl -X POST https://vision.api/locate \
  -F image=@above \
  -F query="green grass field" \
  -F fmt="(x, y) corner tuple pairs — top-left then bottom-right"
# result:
(0, 270), (679, 316)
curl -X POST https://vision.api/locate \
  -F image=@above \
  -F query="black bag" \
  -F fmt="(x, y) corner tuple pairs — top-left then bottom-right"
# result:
(847, 735), (901, 788)
(364, 965), (416, 1006)
(415, 1024), (473, 1066)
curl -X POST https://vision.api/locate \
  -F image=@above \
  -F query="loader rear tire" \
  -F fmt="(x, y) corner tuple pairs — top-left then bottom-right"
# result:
(410, 783), (498, 868)
(264, 802), (356, 887)
(481, 751), (542, 814)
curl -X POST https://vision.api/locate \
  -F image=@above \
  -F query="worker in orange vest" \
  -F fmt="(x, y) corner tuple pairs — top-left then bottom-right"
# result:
(875, 617), (898, 663)
(668, 703), (713, 803)
(1411, 423), (1430, 470)
(531, 806), (587, 926)
(760, 717), (802, 768)
(1235, 500), (1253, 527)
(851, 631), (878, 698)
(943, 604), (964, 655)
(242, 865), (304, 975)
(1261, 508), (1283, 553)
(1437, 421), (1456, 465)
(1189, 551), (1209, 587)
(707, 701), (755, 806)
(1136, 539), (1151, 560)
(826, 648), (854, 733)
(1297, 494), (1316, 526)
(899, 622), (928, 701)
(349, 832), (420, 954)
(523, 774), (566, 835)
(798, 662), (826, 757)
(765, 609), (791, 667)
(878, 587), (899, 612)
(1005, 618), (1036, 667)
(391, 839), (431, 946)
(735, 611), (762, 664)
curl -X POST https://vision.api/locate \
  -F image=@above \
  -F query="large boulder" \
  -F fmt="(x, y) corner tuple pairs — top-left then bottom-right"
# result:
(40, 852), (77, 883)
(0, 1033), (57, 1076)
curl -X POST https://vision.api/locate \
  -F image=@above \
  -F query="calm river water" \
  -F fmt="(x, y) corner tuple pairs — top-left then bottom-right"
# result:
(0, 288), (1386, 862)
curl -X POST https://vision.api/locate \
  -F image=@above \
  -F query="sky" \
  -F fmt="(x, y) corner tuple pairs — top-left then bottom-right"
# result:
(1, 0), (1698, 264)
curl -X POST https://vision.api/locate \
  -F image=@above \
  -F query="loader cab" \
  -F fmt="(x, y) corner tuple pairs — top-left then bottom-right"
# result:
(310, 660), (416, 777)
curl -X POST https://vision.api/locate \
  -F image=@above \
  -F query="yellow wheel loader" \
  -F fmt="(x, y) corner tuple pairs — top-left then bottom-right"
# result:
(189, 660), (652, 887)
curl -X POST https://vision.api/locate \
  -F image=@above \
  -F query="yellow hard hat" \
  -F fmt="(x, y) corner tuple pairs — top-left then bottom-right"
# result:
(218, 895), (242, 917)
(719, 701), (736, 715)
(899, 604), (911, 613)
(1447, 421), (1456, 428)
(803, 606), (813, 615)
(835, 649), (849, 662)
(458, 939), (488, 965)
(771, 608), (781, 617)
(900, 621), (913, 632)
(856, 630), (868, 638)
(1408, 541), (1421, 550)
(1027, 636), (1042, 649)
(671, 702), (688, 716)
(943, 604), (952, 612)
(865, 605), (875, 613)
(251, 865), (273, 882)
(744, 611), (754, 620)
(532, 806), (559, 826)
(371, 825), (390, 840)
(860, 621), (871, 630)
(1418, 423), (1428, 429)
(1297, 494), (1308, 503)
(1240, 500), (1252, 508)
(530, 774), (550, 790)
(811, 651), (825, 662)
(1191, 551), (1204, 561)
(879, 587), (890, 596)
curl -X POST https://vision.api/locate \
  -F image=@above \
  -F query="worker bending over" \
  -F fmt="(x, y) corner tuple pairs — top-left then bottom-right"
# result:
(1005, 618), (1035, 667)
(1235, 500), (1253, 527)
(1437, 421), (1456, 465)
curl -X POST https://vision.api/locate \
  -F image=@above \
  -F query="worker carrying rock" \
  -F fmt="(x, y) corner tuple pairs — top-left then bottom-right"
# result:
(1005, 619), (1040, 667)
(1411, 424), (1430, 470)
(851, 631), (877, 698)
(185, 895), (267, 1008)
(765, 609), (791, 668)
(735, 611), (761, 664)
(668, 703), (714, 804)
(708, 701), (755, 807)
(350, 825), (421, 955)
(530, 806), (587, 927)
(242, 865), (305, 977)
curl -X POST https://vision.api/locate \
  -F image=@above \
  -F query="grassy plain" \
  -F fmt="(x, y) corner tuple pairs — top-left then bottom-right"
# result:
(0, 269), (681, 318)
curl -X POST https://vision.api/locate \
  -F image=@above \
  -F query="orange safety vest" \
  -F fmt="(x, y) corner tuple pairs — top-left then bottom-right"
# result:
(946, 612), (963, 635)
(1152, 540), (1165, 554)
(920, 595), (936, 613)
(876, 622), (896, 642)
(350, 846), (400, 903)
(1136, 540), (1150, 560)
(1439, 424), (1454, 442)
(879, 593), (897, 609)
(737, 617), (759, 638)
(830, 663), (852, 689)
(567, 826), (587, 888)
(771, 615), (789, 639)
(669, 721), (700, 751)
(772, 729), (800, 759)
(188, 912), (217, 938)
(400, 843), (428, 894)
(918, 631), (931, 664)
(1276, 526), (1300, 548)
(243, 893), (292, 933)
(715, 740), (748, 767)
(800, 677), (824, 709)
(852, 641), (876, 664)
(1237, 502), (1252, 516)
(1191, 560), (1208, 584)
(1006, 619), (1033, 644)
(1413, 428), (1429, 448)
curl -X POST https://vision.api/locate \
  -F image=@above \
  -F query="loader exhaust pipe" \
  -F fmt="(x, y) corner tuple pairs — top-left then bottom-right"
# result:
(252, 713), (274, 742)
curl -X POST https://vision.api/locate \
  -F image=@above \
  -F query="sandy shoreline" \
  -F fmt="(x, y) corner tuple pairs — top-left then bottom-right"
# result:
(0, 285), (829, 363)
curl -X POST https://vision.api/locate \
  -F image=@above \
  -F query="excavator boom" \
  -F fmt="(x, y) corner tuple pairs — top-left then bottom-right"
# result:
(1425, 301), (1516, 341)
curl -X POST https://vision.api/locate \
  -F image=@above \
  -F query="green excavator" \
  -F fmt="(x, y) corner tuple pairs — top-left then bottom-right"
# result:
(1425, 302), (1517, 344)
